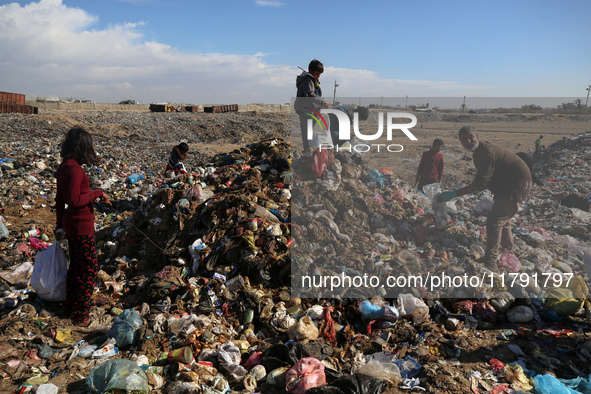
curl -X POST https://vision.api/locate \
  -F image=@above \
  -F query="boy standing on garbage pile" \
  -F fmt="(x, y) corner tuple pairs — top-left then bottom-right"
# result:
(165, 142), (189, 176)
(415, 138), (445, 192)
(294, 59), (331, 151)
(438, 126), (531, 269)
(55, 127), (111, 327)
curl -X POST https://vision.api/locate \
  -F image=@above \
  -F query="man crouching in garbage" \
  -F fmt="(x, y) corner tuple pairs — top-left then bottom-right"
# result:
(438, 126), (532, 269)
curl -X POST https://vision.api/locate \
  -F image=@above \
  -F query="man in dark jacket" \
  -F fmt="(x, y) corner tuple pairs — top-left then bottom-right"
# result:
(294, 59), (330, 150)
(439, 126), (532, 268)
(516, 152), (544, 186)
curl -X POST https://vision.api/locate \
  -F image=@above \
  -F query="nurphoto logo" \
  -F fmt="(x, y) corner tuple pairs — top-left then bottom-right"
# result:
(304, 108), (419, 153)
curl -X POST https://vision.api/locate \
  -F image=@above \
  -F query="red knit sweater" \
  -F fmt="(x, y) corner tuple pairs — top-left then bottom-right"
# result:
(55, 158), (103, 236)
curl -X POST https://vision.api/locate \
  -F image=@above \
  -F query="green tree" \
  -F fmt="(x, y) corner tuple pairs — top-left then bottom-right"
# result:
(522, 104), (542, 111)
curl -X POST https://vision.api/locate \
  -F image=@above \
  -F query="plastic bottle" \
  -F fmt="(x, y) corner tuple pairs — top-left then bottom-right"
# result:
(77, 344), (98, 358)
(254, 205), (281, 223)
(224, 175), (237, 188)
(22, 228), (45, 239)
(91, 338), (118, 359)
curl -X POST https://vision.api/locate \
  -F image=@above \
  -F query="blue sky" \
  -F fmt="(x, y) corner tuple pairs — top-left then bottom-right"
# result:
(0, 0), (589, 104)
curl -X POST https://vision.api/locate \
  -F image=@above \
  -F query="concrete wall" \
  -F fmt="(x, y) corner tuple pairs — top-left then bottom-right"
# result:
(27, 101), (292, 113)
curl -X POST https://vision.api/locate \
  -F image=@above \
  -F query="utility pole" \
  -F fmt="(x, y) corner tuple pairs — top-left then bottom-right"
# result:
(405, 95), (408, 108)
(586, 85), (591, 109)
(333, 81), (339, 106)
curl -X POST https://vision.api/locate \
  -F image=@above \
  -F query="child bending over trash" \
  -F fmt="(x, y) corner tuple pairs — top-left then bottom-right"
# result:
(165, 142), (189, 176)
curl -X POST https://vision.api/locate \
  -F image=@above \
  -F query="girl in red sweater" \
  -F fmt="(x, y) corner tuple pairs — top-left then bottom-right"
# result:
(55, 127), (110, 327)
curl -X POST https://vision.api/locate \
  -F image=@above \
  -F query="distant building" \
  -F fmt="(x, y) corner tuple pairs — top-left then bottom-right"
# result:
(26, 95), (93, 103)
(35, 95), (60, 102)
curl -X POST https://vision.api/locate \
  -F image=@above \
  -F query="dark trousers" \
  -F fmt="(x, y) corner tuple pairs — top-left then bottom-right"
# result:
(66, 233), (98, 322)
(484, 199), (519, 265)
(298, 113), (310, 150)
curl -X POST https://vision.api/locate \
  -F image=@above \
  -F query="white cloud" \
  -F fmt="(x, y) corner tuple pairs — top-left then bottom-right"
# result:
(255, 1), (285, 7)
(0, 0), (482, 104)
(321, 68), (489, 97)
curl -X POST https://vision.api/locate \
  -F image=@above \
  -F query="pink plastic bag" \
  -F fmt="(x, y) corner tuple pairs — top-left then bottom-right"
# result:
(311, 149), (334, 178)
(489, 384), (511, 394)
(490, 358), (504, 372)
(499, 253), (522, 273)
(529, 227), (553, 241)
(30, 237), (49, 250)
(285, 357), (326, 394)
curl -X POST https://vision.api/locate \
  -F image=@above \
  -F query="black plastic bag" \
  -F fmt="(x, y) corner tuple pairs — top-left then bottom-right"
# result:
(306, 374), (387, 394)
(260, 343), (295, 372)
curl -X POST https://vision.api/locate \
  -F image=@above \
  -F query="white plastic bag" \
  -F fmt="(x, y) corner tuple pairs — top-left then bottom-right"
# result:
(357, 360), (401, 384)
(0, 261), (34, 288)
(569, 244), (591, 278)
(474, 198), (494, 215)
(396, 293), (429, 324)
(30, 241), (68, 301)
(422, 183), (448, 229)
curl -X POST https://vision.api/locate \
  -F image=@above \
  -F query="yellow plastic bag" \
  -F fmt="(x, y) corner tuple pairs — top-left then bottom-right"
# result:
(545, 275), (589, 316)
(502, 364), (534, 391)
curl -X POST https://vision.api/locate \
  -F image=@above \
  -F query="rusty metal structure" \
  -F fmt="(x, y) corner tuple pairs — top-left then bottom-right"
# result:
(181, 105), (200, 112)
(0, 91), (37, 114)
(203, 104), (239, 113)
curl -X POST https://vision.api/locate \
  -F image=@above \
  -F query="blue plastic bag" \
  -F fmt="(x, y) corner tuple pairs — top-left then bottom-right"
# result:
(103, 309), (143, 349)
(366, 168), (387, 189)
(126, 174), (145, 185)
(534, 373), (584, 394)
(393, 356), (423, 380)
(359, 300), (399, 322)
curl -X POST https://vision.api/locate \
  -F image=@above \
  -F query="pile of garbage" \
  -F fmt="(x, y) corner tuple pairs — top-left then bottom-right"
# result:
(0, 111), (591, 393)
(530, 131), (591, 240)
